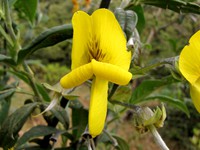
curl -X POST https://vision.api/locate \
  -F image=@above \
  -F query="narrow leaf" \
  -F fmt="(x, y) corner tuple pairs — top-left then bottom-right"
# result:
(36, 83), (51, 102)
(42, 82), (62, 93)
(136, 0), (200, 15)
(0, 88), (15, 101)
(115, 8), (126, 30)
(17, 24), (73, 64)
(71, 100), (88, 140)
(144, 95), (190, 117)
(0, 103), (38, 149)
(126, 5), (145, 33)
(50, 105), (70, 130)
(0, 54), (16, 66)
(16, 125), (60, 148)
(0, 99), (11, 126)
(9, 70), (30, 84)
(112, 135), (129, 150)
(130, 77), (177, 103)
(125, 10), (138, 40)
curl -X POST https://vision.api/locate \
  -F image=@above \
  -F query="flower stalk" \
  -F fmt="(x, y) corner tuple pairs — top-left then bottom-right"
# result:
(149, 124), (169, 150)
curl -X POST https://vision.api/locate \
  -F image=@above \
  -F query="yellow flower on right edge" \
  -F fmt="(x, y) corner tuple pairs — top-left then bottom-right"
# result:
(179, 30), (200, 112)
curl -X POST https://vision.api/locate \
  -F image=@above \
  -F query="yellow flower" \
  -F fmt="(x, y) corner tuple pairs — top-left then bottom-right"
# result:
(60, 9), (132, 137)
(179, 30), (200, 112)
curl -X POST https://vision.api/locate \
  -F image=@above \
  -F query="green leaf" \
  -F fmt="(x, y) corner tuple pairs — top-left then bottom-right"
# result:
(126, 5), (145, 33)
(8, 71), (50, 102)
(16, 125), (60, 148)
(0, 25), (14, 47)
(0, 88), (14, 124)
(112, 135), (129, 150)
(9, 70), (30, 84)
(50, 105), (70, 130)
(42, 83), (62, 93)
(36, 83), (51, 102)
(15, 0), (37, 24)
(137, 0), (200, 15)
(0, 103), (38, 149)
(130, 77), (177, 103)
(0, 54), (16, 66)
(0, 99), (11, 126)
(111, 86), (131, 102)
(17, 24), (73, 64)
(144, 95), (190, 117)
(0, 88), (15, 101)
(71, 100), (88, 140)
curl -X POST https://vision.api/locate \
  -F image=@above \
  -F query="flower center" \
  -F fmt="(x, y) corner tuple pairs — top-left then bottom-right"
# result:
(88, 36), (105, 61)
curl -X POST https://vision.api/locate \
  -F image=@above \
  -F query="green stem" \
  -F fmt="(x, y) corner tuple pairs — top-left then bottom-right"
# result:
(103, 130), (118, 147)
(0, 24), (13, 46)
(131, 62), (165, 75)
(15, 88), (34, 96)
(131, 56), (177, 75)
(4, 0), (21, 60)
(110, 100), (140, 112)
(4, 0), (17, 42)
(148, 125), (169, 150)
(22, 63), (41, 102)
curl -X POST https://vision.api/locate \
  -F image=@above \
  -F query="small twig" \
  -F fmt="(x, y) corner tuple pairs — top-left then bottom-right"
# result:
(131, 56), (177, 75)
(50, 131), (64, 150)
(110, 100), (140, 112)
(99, 0), (111, 8)
(103, 130), (118, 147)
(90, 138), (96, 150)
(81, 127), (96, 150)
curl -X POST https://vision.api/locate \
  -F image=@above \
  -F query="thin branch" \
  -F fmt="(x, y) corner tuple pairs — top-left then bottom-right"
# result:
(0, 24), (13, 46)
(110, 100), (140, 112)
(22, 63), (41, 102)
(99, 0), (111, 8)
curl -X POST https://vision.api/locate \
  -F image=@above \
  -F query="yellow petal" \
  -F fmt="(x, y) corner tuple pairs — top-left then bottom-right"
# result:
(91, 9), (131, 70)
(60, 63), (93, 89)
(71, 11), (92, 69)
(92, 59), (132, 85)
(190, 84), (200, 112)
(179, 30), (200, 84)
(89, 76), (108, 137)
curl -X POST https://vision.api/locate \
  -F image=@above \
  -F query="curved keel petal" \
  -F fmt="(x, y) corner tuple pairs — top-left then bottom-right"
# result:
(89, 76), (108, 137)
(60, 63), (93, 89)
(92, 59), (132, 85)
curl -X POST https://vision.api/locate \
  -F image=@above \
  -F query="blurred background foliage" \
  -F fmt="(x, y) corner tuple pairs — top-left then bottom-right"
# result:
(1, 0), (200, 149)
